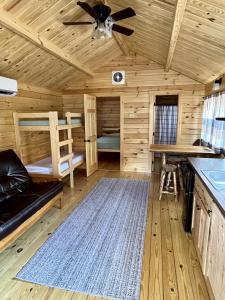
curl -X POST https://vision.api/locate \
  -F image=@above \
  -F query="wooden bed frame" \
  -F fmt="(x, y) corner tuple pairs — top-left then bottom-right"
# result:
(98, 148), (120, 153)
(13, 111), (83, 188)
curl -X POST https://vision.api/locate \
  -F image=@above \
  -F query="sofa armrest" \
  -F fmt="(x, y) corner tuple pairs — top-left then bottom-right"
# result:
(29, 173), (62, 182)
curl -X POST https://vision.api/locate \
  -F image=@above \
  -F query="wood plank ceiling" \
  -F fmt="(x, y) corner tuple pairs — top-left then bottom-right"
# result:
(0, 0), (225, 90)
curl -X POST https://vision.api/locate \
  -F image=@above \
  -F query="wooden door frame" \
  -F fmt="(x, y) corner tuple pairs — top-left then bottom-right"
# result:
(151, 91), (182, 144)
(95, 95), (122, 171)
(150, 91), (182, 171)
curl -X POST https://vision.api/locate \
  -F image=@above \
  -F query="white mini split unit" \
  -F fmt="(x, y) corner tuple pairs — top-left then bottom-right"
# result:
(112, 71), (125, 85)
(0, 76), (18, 96)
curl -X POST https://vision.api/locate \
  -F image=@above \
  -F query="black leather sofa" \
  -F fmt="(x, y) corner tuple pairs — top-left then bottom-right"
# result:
(0, 150), (63, 250)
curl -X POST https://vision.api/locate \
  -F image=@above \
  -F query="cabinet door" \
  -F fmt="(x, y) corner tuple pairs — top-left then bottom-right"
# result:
(192, 192), (211, 273)
(192, 193), (202, 249)
(206, 206), (225, 300)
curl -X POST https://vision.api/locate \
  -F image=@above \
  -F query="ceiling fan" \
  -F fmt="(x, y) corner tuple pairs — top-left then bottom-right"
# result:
(63, 1), (136, 39)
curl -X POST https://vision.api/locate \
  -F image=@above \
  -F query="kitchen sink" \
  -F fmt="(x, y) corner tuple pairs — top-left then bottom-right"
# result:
(201, 170), (225, 190)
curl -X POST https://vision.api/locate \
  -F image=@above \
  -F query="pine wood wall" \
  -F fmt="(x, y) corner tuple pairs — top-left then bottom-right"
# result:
(0, 83), (62, 164)
(63, 55), (205, 173)
(121, 92), (153, 172)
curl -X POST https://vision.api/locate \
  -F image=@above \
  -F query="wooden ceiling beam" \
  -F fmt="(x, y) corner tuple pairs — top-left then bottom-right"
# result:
(165, 0), (187, 72)
(0, 8), (94, 77)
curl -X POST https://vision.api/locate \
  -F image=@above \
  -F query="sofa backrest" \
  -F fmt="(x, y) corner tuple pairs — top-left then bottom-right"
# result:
(0, 150), (33, 203)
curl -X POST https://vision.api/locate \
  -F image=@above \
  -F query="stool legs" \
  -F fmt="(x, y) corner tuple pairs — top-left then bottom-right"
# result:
(166, 171), (172, 190)
(159, 170), (166, 200)
(159, 165), (178, 201)
(173, 171), (178, 201)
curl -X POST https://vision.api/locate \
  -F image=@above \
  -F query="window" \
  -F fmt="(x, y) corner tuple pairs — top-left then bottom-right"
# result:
(201, 93), (225, 150)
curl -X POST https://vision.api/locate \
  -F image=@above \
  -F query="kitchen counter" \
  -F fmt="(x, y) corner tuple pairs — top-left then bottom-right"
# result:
(189, 157), (225, 216)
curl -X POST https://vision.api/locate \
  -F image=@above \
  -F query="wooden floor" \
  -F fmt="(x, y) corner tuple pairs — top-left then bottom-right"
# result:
(0, 167), (210, 300)
(98, 152), (120, 170)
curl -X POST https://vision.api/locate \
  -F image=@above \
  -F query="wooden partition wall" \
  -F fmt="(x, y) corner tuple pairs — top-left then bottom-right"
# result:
(0, 83), (62, 164)
(121, 92), (153, 172)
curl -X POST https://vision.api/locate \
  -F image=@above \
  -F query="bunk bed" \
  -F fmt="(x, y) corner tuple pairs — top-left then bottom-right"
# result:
(13, 112), (84, 188)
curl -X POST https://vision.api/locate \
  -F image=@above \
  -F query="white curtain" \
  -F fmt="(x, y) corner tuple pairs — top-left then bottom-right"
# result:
(154, 105), (177, 144)
(202, 93), (225, 149)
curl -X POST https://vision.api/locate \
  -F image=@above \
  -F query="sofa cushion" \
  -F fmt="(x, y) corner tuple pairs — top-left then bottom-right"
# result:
(0, 181), (63, 240)
(0, 150), (33, 203)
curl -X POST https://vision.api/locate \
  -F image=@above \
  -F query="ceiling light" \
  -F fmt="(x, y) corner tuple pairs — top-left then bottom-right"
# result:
(92, 17), (113, 40)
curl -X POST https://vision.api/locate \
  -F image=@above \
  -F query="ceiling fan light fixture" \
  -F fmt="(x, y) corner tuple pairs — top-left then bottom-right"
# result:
(64, 2), (135, 38)
(92, 17), (113, 40)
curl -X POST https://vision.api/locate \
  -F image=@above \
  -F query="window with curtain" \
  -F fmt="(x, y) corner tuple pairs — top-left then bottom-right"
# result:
(201, 92), (225, 150)
(154, 105), (178, 144)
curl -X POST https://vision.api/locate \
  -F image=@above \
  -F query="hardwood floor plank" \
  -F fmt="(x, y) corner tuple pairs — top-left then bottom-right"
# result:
(140, 184), (152, 300)
(161, 197), (179, 300)
(148, 174), (163, 299)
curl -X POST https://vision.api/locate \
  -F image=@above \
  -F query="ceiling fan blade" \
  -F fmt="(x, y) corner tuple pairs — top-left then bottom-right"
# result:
(77, 1), (98, 19)
(111, 7), (136, 22)
(112, 24), (134, 36)
(63, 21), (93, 25)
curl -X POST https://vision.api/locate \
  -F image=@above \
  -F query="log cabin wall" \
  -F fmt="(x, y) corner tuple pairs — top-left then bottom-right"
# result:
(121, 92), (153, 172)
(0, 83), (63, 164)
(63, 55), (205, 173)
(96, 97), (120, 136)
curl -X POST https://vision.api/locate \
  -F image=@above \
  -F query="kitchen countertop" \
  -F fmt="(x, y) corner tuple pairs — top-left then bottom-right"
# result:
(189, 157), (225, 217)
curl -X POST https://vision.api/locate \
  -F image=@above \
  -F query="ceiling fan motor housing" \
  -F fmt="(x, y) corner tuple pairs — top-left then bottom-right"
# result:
(93, 4), (111, 22)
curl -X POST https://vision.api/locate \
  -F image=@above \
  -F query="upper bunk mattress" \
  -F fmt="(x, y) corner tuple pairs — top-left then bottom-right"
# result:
(26, 152), (84, 175)
(19, 118), (81, 126)
(97, 135), (120, 150)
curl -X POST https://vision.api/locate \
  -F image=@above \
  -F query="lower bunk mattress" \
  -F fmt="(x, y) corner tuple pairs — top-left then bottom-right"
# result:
(97, 135), (120, 151)
(26, 152), (84, 175)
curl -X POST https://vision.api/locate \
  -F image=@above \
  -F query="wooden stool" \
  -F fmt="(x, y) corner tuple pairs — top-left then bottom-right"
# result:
(159, 164), (178, 201)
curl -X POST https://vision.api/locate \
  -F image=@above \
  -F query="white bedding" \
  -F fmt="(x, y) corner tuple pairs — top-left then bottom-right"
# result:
(26, 152), (84, 175)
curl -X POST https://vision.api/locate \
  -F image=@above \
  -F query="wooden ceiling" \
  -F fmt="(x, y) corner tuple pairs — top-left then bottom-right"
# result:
(0, 0), (225, 90)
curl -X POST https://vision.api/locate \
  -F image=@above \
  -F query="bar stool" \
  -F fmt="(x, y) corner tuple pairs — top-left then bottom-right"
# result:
(159, 163), (178, 201)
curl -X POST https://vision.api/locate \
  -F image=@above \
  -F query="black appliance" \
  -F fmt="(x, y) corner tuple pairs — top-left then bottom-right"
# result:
(180, 161), (195, 232)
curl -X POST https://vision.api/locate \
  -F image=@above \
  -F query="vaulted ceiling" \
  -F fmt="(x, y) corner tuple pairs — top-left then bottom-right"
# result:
(0, 0), (225, 90)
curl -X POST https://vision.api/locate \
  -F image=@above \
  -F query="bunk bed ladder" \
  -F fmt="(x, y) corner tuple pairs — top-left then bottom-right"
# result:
(50, 112), (74, 189)
(65, 112), (74, 188)
(49, 112), (61, 178)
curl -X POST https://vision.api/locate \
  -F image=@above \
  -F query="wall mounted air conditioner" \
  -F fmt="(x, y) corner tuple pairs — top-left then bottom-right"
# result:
(112, 71), (125, 85)
(0, 76), (18, 96)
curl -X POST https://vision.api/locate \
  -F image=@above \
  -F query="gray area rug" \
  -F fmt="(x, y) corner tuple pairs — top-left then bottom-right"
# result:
(16, 178), (149, 300)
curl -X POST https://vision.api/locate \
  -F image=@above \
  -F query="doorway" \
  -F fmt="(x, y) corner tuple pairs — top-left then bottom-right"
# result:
(96, 97), (120, 170)
(153, 94), (179, 172)
(154, 95), (178, 145)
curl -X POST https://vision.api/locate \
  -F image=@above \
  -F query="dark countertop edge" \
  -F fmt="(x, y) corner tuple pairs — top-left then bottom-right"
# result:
(188, 158), (225, 217)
